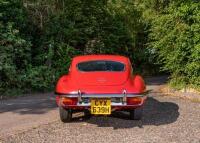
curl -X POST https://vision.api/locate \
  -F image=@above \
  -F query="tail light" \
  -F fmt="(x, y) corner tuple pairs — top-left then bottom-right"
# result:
(127, 97), (142, 105)
(61, 97), (78, 105)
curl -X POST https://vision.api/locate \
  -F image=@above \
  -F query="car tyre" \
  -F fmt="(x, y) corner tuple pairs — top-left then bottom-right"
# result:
(84, 110), (91, 119)
(130, 107), (143, 120)
(59, 106), (72, 122)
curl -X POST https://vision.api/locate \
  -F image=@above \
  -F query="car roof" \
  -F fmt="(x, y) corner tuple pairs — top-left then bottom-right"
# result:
(72, 55), (129, 64)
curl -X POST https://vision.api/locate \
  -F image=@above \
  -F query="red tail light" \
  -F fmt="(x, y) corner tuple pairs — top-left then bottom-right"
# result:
(61, 97), (78, 105)
(127, 97), (142, 105)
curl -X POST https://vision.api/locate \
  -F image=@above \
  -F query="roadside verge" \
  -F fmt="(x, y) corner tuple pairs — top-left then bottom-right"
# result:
(159, 85), (200, 102)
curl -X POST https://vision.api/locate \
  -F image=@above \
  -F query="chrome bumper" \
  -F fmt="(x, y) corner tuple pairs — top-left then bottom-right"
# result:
(56, 90), (149, 107)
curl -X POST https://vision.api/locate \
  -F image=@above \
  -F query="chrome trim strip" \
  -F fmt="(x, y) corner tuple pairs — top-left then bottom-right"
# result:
(66, 103), (144, 107)
(60, 93), (147, 98)
(55, 90), (150, 96)
(77, 103), (127, 106)
(122, 89), (127, 104)
(78, 89), (82, 103)
(76, 97), (145, 106)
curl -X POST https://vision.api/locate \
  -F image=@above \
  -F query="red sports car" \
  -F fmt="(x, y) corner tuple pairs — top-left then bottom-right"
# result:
(55, 55), (147, 122)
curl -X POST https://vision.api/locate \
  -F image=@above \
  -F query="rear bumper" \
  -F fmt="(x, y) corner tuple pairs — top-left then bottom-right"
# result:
(59, 102), (146, 111)
(55, 91), (148, 110)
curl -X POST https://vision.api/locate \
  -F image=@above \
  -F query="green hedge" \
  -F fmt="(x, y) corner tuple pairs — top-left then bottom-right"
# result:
(1, 0), (153, 95)
(1, 0), (199, 95)
(148, 1), (200, 89)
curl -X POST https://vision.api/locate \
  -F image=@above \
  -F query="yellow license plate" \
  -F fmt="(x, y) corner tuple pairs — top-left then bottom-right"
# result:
(91, 99), (111, 115)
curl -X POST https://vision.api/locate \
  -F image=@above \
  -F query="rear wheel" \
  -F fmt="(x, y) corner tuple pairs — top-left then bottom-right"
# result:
(59, 106), (72, 122)
(84, 110), (91, 119)
(130, 107), (143, 120)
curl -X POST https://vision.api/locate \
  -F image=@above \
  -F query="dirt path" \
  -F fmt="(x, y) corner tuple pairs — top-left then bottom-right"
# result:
(0, 76), (200, 143)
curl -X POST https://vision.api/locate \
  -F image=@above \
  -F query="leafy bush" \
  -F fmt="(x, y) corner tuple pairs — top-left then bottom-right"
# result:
(20, 65), (55, 91)
(149, 1), (200, 89)
(36, 0), (149, 77)
(0, 0), (32, 93)
(0, 0), (55, 94)
(3, 0), (199, 95)
(1, 0), (149, 94)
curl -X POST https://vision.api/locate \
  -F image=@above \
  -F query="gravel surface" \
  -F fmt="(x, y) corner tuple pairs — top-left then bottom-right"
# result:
(2, 94), (200, 143)
(1, 76), (200, 143)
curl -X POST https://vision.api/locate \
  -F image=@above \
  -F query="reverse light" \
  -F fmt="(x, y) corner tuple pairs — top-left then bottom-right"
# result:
(127, 97), (142, 105)
(61, 97), (78, 105)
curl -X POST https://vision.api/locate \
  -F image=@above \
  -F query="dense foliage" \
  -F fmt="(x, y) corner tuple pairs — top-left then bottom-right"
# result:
(0, 0), (199, 95)
(141, 0), (200, 89)
(0, 0), (32, 93)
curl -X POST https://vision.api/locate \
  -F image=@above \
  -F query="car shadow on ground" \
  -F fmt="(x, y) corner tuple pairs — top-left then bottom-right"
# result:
(72, 97), (179, 129)
(0, 94), (57, 114)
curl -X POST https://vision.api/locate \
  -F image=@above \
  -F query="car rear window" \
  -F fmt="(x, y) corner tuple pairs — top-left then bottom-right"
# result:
(77, 60), (125, 72)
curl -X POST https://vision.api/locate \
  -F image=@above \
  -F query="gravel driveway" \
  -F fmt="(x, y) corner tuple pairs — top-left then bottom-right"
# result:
(1, 76), (200, 143)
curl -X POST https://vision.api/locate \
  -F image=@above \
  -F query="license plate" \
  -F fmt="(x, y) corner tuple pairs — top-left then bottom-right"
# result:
(91, 99), (111, 115)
